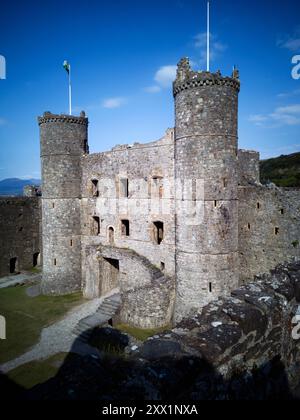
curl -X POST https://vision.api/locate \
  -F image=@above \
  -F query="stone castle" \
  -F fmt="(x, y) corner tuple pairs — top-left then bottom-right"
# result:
(34, 58), (300, 328)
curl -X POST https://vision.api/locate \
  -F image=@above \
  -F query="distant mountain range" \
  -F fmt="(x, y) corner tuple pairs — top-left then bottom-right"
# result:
(260, 152), (300, 188)
(0, 178), (41, 196)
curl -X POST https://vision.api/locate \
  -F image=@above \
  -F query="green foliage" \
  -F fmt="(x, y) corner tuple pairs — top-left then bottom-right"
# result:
(260, 152), (300, 187)
(0, 285), (84, 364)
(292, 240), (299, 248)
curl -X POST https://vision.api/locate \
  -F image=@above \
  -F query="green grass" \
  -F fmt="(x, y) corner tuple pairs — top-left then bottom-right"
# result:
(7, 352), (68, 389)
(0, 285), (84, 364)
(115, 324), (171, 342)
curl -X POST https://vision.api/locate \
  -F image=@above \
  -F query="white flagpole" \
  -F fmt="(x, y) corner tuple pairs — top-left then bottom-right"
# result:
(207, 1), (210, 72)
(69, 64), (72, 115)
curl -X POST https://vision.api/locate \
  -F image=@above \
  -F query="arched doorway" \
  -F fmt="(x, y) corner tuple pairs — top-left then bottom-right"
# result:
(108, 227), (115, 245)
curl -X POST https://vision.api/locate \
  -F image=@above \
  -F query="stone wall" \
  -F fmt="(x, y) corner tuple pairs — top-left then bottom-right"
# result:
(173, 58), (240, 321)
(238, 149), (260, 186)
(0, 197), (41, 277)
(81, 129), (176, 282)
(39, 112), (88, 295)
(83, 245), (175, 329)
(239, 184), (300, 284)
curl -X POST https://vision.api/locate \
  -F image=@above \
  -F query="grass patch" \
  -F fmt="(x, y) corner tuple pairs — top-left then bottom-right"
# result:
(115, 324), (171, 342)
(7, 352), (68, 390)
(26, 267), (42, 274)
(0, 285), (84, 364)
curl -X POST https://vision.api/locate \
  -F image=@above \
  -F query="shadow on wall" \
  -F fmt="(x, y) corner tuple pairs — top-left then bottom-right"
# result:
(1, 328), (299, 401)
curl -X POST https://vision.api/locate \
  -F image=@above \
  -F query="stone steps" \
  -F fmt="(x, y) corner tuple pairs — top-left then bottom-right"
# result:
(73, 294), (121, 344)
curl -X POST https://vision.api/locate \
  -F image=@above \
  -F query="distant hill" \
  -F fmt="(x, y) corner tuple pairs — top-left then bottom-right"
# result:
(260, 152), (300, 188)
(0, 178), (41, 196)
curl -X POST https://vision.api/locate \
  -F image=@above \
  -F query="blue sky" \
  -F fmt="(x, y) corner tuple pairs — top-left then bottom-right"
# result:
(0, 0), (300, 179)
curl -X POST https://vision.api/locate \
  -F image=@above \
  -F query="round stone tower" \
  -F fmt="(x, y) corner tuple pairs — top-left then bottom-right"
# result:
(38, 112), (88, 295)
(173, 58), (240, 322)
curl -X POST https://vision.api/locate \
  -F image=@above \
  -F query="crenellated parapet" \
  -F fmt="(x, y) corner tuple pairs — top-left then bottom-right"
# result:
(38, 111), (88, 126)
(173, 57), (240, 97)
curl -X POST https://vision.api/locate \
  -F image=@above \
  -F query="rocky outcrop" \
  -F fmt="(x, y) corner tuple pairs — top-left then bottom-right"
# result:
(132, 261), (300, 395)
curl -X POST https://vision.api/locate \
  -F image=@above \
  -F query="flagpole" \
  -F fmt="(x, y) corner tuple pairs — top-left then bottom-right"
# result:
(69, 64), (72, 115)
(207, 0), (210, 72)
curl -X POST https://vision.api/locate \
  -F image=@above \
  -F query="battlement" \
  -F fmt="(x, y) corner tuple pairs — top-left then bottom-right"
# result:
(38, 111), (88, 126)
(173, 57), (240, 97)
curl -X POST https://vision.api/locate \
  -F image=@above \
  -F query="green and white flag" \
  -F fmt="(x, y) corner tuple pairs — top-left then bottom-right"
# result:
(63, 60), (72, 115)
(63, 60), (70, 74)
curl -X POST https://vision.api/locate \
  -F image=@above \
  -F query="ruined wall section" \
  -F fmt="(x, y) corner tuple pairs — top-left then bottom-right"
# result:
(81, 129), (176, 283)
(0, 197), (41, 277)
(239, 185), (300, 284)
(238, 150), (260, 186)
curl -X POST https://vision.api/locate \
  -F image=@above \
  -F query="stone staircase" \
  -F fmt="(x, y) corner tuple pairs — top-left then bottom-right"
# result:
(73, 293), (121, 343)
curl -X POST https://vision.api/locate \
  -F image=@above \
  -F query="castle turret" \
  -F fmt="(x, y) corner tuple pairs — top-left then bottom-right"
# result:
(38, 112), (88, 295)
(174, 58), (240, 321)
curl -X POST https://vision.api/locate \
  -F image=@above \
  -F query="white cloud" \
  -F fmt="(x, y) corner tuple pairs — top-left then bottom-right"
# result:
(154, 65), (177, 88)
(249, 104), (300, 127)
(144, 65), (177, 94)
(102, 97), (127, 109)
(277, 27), (300, 51)
(144, 85), (162, 93)
(194, 32), (227, 67)
(249, 115), (269, 124)
(277, 89), (300, 98)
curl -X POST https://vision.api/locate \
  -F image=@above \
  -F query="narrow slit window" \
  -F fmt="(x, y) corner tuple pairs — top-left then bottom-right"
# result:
(214, 200), (217, 208)
(223, 178), (228, 188)
(70, 239), (73, 247)
(52, 203), (55, 209)
(275, 227), (280, 236)
(257, 203), (260, 210)
(161, 262), (165, 271)
(280, 209), (284, 215)
(248, 223), (251, 230)
(54, 258), (57, 266)
(209, 282), (212, 293)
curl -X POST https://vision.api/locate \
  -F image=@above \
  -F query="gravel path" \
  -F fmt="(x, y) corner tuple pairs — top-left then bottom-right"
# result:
(0, 289), (119, 374)
(0, 272), (41, 289)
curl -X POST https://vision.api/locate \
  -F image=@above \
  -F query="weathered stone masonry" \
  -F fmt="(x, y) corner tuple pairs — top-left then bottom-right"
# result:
(0, 197), (41, 277)
(37, 58), (300, 329)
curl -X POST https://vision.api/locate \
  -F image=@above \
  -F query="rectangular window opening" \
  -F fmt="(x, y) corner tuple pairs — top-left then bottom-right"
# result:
(92, 179), (99, 197)
(54, 258), (57, 266)
(153, 221), (164, 245)
(209, 282), (212, 293)
(121, 219), (130, 236)
(275, 227), (280, 236)
(120, 178), (129, 198)
(92, 216), (100, 236)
